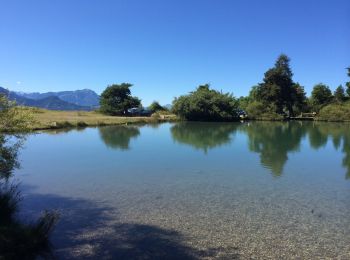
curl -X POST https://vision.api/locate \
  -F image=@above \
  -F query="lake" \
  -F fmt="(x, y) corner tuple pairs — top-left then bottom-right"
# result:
(16, 121), (350, 259)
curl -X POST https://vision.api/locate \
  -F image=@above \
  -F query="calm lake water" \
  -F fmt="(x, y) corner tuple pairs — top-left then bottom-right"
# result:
(16, 121), (350, 259)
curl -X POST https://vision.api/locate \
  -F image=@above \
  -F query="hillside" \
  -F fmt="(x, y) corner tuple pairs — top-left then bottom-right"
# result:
(15, 89), (100, 107)
(0, 87), (94, 111)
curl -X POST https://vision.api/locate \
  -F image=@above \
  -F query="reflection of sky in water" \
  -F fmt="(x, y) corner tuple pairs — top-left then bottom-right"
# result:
(16, 122), (350, 259)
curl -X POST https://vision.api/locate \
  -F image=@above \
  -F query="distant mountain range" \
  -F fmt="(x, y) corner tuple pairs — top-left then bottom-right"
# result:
(0, 87), (100, 111)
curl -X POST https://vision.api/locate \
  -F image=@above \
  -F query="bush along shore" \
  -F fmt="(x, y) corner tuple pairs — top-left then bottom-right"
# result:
(171, 55), (350, 122)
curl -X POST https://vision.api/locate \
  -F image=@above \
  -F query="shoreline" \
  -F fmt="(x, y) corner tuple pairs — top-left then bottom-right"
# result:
(24, 109), (179, 131)
(2, 108), (350, 133)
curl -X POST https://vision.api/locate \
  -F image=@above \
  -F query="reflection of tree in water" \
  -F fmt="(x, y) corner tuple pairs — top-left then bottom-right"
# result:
(307, 124), (329, 149)
(170, 122), (239, 153)
(171, 121), (350, 179)
(99, 126), (140, 150)
(43, 127), (86, 136)
(343, 137), (350, 179)
(0, 135), (21, 179)
(308, 122), (350, 179)
(240, 122), (306, 177)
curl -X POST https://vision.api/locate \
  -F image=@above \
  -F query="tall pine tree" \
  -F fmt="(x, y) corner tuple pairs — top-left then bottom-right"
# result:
(254, 54), (305, 116)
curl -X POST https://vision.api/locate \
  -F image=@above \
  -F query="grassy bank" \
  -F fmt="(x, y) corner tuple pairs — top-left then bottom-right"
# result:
(315, 102), (350, 122)
(25, 108), (179, 130)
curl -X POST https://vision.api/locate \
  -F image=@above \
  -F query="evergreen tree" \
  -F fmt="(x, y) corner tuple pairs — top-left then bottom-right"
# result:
(334, 85), (346, 102)
(254, 54), (305, 116)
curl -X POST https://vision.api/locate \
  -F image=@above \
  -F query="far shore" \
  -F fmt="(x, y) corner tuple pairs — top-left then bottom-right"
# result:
(7, 107), (349, 132)
(28, 109), (179, 131)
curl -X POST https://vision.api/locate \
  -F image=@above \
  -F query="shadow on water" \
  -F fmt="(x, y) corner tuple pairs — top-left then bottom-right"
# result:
(22, 189), (239, 259)
(99, 125), (140, 150)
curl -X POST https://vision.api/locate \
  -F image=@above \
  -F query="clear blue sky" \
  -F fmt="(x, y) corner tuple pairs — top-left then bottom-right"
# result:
(1, 0), (349, 106)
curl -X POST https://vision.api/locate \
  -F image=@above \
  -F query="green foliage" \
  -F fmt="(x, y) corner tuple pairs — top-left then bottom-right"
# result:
(346, 67), (350, 97)
(310, 83), (333, 112)
(172, 84), (239, 121)
(245, 101), (284, 120)
(291, 83), (308, 114)
(347, 84), (350, 97)
(0, 95), (34, 132)
(237, 96), (251, 111)
(100, 83), (141, 115)
(0, 136), (21, 179)
(253, 54), (305, 116)
(317, 102), (350, 121)
(149, 101), (166, 113)
(334, 85), (346, 102)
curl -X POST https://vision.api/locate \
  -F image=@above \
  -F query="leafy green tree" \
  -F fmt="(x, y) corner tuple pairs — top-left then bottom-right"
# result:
(149, 101), (166, 113)
(172, 84), (239, 121)
(100, 83), (141, 115)
(346, 67), (350, 97)
(310, 83), (333, 112)
(0, 95), (34, 132)
(245, 101), (283, 120)
(334, 85), (346, 102)
(237, 96), (251, 111)
(291, 83), (308, 114)
(254, 54), (303, 116)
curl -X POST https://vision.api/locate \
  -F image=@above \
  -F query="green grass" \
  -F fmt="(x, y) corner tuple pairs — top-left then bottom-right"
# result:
(316, 102), (350, 122)
(26, 108), (179, 130)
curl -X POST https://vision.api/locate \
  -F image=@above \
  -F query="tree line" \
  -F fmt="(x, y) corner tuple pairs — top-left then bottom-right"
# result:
(99, 83), (168, 116)
(238, 55), (350, 120)
(98, 55), (350, 121)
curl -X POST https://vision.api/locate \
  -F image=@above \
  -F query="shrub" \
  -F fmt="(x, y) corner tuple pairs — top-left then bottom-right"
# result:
(172, 84), (239, 121)
(246, 101), (284, 120)
(317, 102), (350, 121)
(0, 96), (35, 132)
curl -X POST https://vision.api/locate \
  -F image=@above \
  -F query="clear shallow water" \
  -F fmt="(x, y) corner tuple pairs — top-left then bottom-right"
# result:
(16, 121), (350, 259)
